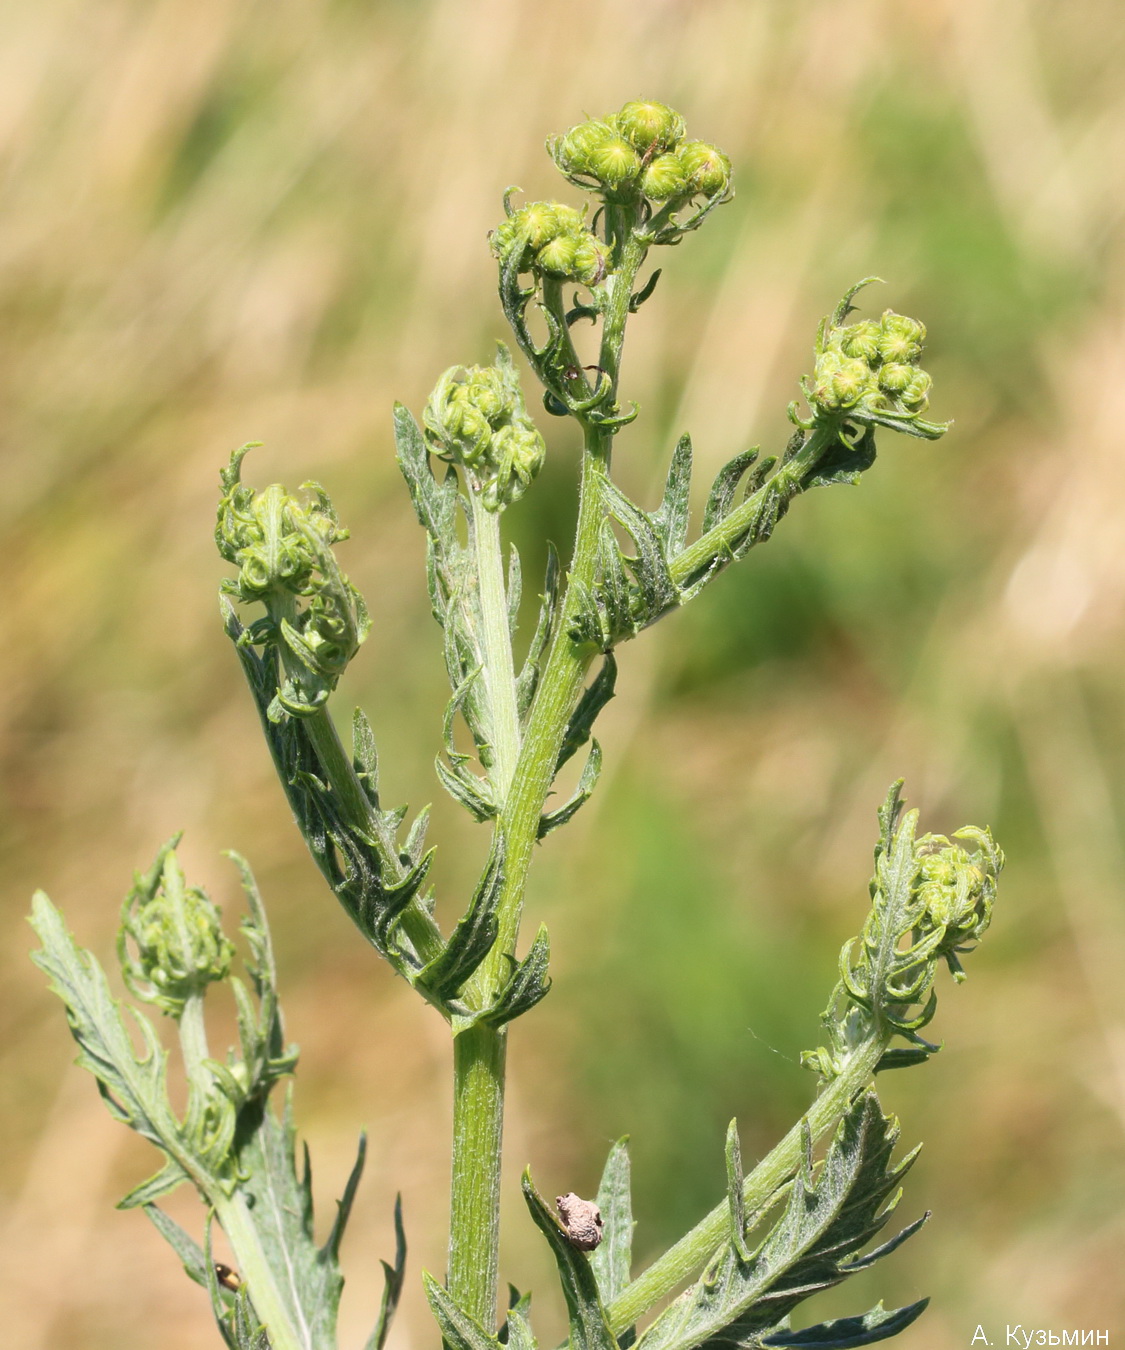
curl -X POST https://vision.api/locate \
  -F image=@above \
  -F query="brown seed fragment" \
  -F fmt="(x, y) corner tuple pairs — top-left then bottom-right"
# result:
(555, 1192), (604, 1251)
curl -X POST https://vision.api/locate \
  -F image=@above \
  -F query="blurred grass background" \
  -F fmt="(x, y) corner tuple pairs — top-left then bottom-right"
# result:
(2, 0), (1124, 1345)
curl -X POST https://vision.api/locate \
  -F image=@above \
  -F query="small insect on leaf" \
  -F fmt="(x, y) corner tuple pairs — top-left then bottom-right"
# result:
(214, 1262), (242, 1292)
(556, 1193), (604, 1251)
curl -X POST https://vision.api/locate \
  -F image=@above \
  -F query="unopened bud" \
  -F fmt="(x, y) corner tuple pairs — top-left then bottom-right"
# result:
(678, 140), (732, 197)
(641, 152), (688, 201)
(616, 100), (686, 154)
(119, 848), (234, 1019)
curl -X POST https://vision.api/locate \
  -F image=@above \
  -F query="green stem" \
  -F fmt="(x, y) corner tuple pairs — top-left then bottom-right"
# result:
(443, 211), (649, 1333)
(667, 424), (835, 589)
(447, 1021), (508, 1329)
(176, 997), (313, 1350)
(605, 1038), (883, 1334)
(213, 1190), (315, 1350)
(468, 493), (522, 798)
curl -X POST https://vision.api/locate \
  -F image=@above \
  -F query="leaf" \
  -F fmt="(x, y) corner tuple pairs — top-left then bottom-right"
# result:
(144, 1203), (210, 1286)
(364, 1195), (407, 1350)
(416, 839), (505, 1002)
(634, 1093), (925, 1350)
(323, 1132), (367, 1264)
(762, 1300), (929, 1349)
(601, 478), (680, 625)
(395, 402), (458, 547)
(591, 1138), (634, 1305)
(801, 426), (877, 490)
(725, 1121), (751, 1263)
(557, 656), (617, 772)
(29, 892), (206, 1188)
(423, 1272), (503, 1350)
(539, 740), (603, 838)
(516, 545), (560, 720)
(652, 435), (693, 556)
(230, 1091), (362, 1350)
(504, 1299), (540, 1350)
(702, 448), (761, 533)
(477, 924), (552, 1028)
(120, 1157), (191, 1209)
(522, 1169), (618, 1350)
(508, 543), (523, 638)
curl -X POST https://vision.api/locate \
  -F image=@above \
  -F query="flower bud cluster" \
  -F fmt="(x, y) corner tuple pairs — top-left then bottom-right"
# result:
(915, 834), (995, 953)
(216, 448), (369, 699)
(424, 348), (546, 511)
(549, 100), (732, 204)
(491, 201), (609, 287)
(119, 852), (235, 1019)
(810, 310), (933, 418)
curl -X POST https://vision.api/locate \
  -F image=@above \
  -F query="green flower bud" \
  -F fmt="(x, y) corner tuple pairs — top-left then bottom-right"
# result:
(491, 202), (595, 282)
(877, 362), (914, 394)
(119, 847), (235, 1019)
(570, 233), (609, 285)
(536, 232), (580, 277)
(587, 136), (643, 189)
(424, 345), (546, 510)
(484, 423), (547, 511)
(838, 320), (882, 363)
(552, 119), (618, 177)
(901, 369), (932, 410)
(878, 310), (925, 364)
(216, 448), (370, 717)
(916, 841), (992, 945)
(812, 351), (873, 411)
(677, 140), (732, 197)
(641, 152), (688, 201)
(616, 100), (686, 154)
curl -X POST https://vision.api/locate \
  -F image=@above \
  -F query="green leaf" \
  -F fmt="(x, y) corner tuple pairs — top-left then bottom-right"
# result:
(724, 1120), (751, 1264)
(601, 478), (680, 626)
(364, 1195), (407, 1350)
(416, 839), (505, 1002)
(652, 435), (693, 556)
(29, 892), (207, 1190)
(516, 545), (560, 720)
(120, 1157), (191, 1209)
(230, 1092), (362, 1349)
(477, 924), (552, 1028)
(521, 1169), (618, 1350)
(701, 448), (760, 533)
(504, 1299), (540, 1350)
(143, 1203), (210, 1286)
(634, 1094), (924, 1350)
(591, 1138), (634, 1306)
(423, 1272), (503, 1350)
(557, 655), (617, 772)
(801, 426), (877, 490)
(762, 1300), (929, 1348)
(539, 740), (603, 838)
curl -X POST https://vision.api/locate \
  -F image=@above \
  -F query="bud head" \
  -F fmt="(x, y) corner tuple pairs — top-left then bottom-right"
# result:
(641, 152), (688, 201)
(677, 140), (732, 197)
(119, 848), (234, 1018)
(616, 100), (686, 154)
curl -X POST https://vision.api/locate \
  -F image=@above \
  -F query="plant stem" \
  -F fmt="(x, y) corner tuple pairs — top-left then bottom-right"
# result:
(177, 996), (313, 1350)
(447, 1021), (508, 1328)
(468, 492), (522, 796)
(605, 1038), (884, 1334)
(444, 214), (649, 1332)
(214, 1190), (315, 1350)
(667, 425), (834, 589)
